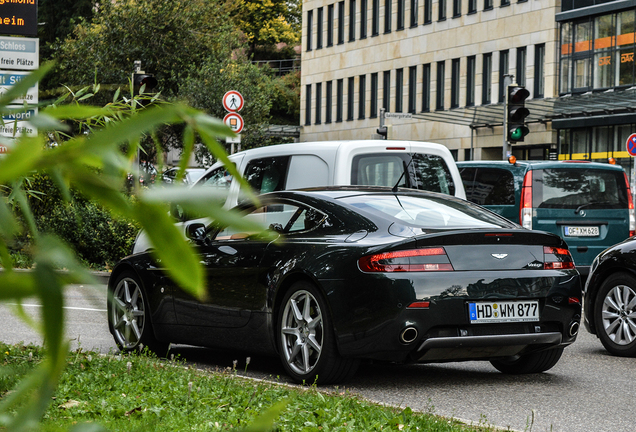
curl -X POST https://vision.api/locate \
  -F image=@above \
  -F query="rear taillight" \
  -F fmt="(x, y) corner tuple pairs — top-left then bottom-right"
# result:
(519, 171), (533, 230)
(543, 246), (575, 270)
(358, 247), (454, 272)
(624, 172), (635, 237)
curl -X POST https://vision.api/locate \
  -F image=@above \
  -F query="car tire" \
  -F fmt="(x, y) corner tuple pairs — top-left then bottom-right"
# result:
(107, 271), (170, 357)
(489, 347), (564, 374)
(277, 281), (359, 384)
(594, 272), (636, 357)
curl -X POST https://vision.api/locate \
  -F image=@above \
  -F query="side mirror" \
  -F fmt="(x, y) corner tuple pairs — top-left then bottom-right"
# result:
(185, 223), (206, 243)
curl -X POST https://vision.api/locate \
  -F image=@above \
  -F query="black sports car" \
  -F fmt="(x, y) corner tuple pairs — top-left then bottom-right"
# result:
(584, 236), (636, 356)
(108, 187), (582, 384)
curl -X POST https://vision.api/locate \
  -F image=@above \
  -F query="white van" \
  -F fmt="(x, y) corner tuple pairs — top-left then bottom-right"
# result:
(133, 140), (464, 253)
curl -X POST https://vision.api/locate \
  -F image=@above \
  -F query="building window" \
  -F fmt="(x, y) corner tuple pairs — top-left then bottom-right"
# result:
(408, 66), (417, 113)
(347, 76), (355, 120)
(338, 1), (345, 44)
(534, 43), (545, 98)
(307, 10), (313, 51)
(410, 0), (418, 26)
(501, 0), (509, 6)
(360, 0), (368, 39)
(453, 0), (461, 18)
(438, 0), (446, 21)
(317, 8), (323, 49)
(499, 49), (509, 103)
(359, 75), (366, 119)
(327, 5), (334, 47)
(451, 58), (460, 108)
(305, 84), (312, 125)
(315, 82), (322, 124)
(516, 47), (526, 87)
(484, 0), (492, 10)
(466, 55), (476, 106)
(615, 10), (635, 88)
(326, 80), (333, 123)
(372, 0), (380, 35)
(422, 63), (431, 111)
(468, 0), (476, 13)
(397, 0), (405, 30)
(336, 79), (344, 122)
(594, 14), (615, 89)
(349, 0), (356, 42)
(560, 22), (573, 94)
(424, 0), (432, 24)
(436, 61), (445, 110)
(384, 0), (392, 33)
(383, 70), (391, 110)
(371, 72), (379, 118)
(396, 68), (404, 112)
(482, 53), (492, 104)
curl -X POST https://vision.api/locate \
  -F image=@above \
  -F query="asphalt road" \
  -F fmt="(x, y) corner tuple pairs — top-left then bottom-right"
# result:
(2, 283), (635, 432)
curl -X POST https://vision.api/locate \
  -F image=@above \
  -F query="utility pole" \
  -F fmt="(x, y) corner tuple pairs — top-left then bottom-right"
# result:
(502, 74), (514, 160)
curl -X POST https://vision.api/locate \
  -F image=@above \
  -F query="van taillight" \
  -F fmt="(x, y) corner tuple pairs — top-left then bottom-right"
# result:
(624, 172), (636, 237)
(543, 246), (575, 270)
(358, 247), (454, 272)
(519, 171), (533, 230)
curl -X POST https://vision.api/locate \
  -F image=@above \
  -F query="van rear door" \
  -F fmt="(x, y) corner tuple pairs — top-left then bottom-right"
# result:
(531, 167), (631, 267)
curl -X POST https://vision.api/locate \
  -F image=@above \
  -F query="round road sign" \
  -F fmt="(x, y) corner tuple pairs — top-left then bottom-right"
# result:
(223, 112), (244, 134)
(222, 90), (244, 112)
(627, 133), (636, 157)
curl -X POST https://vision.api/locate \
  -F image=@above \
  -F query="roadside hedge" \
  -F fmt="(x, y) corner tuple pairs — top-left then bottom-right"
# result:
(14, 173), (140, 269)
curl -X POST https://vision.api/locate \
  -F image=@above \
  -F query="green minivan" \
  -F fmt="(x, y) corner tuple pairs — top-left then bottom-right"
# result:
(457, 159), (635, 275)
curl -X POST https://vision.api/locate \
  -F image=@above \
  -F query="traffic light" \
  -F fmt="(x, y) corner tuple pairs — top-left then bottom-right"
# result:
(506, 85), (530, 143)
(132, 73), (158, 96)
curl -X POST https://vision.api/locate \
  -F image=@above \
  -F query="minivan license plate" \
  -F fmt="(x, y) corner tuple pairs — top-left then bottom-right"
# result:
(565, 226), (599, 237)
(468, 301), (539, 324)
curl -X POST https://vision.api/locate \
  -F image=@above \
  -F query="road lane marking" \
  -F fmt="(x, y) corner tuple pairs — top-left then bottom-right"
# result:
(4, 303), (107, 312)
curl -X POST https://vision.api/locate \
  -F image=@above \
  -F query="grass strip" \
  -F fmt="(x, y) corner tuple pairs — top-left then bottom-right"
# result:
(0, 343), (497, 431)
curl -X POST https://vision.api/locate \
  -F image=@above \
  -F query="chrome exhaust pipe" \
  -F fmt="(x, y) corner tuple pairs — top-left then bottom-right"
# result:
(569, 321), (580, 337)
(400, 327), (418, 344)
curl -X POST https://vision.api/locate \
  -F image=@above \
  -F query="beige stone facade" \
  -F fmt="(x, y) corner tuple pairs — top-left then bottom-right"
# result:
(300, 0), (561, 160)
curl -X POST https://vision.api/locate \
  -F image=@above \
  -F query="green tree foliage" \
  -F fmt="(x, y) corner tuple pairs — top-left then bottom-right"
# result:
(49, 0), (242, 98)
(234, 0), (301, 59)
(38, 0), (95, 59)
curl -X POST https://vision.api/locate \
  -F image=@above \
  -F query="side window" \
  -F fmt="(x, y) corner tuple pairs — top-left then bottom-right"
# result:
(197, 166), (234, 206)
(213, 203), (322, 240)
(244, 157), (291, 194)
(470, 168), (515, 205)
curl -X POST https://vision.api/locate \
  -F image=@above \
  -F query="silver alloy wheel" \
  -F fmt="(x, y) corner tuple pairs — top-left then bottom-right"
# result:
(111, 277), (147, 349)
(280, 290), (324, 376)
(601, 284), (636, 345)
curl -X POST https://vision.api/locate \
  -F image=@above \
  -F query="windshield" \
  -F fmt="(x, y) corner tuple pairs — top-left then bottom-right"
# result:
(533, 168), (628, 210)
(339, 194), (513, 229)
(351, 153), (456, 195)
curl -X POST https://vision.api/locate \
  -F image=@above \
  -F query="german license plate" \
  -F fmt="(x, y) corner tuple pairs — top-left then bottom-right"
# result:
(468, 300), (539, 324)
(564, 226), (599, 237)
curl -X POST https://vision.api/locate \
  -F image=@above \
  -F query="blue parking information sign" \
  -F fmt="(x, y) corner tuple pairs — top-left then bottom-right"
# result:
(627, 133), (636, 157)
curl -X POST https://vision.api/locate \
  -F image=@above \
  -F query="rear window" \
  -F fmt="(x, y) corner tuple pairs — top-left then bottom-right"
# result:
(339, 194), (511, 229)
(460, 167), (515, 205)
(533, 168), (628, 210)
(351, 153), (456, 195)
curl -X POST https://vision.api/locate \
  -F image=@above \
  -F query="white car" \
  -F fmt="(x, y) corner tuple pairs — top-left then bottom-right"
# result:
(133, 140), (465, 253)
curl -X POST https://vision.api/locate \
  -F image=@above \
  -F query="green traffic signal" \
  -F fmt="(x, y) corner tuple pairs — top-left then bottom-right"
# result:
(509, 126), (529, 141)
